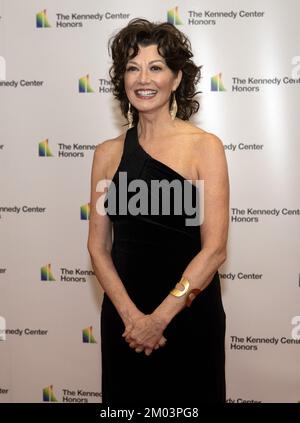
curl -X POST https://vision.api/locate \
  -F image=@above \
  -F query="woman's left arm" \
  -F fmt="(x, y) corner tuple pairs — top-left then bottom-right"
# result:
(152, 132), (230, 325)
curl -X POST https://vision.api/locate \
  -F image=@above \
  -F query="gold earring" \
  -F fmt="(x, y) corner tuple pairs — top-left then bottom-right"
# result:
(127, 102), (133, 128)
(170, 91), (177, 120)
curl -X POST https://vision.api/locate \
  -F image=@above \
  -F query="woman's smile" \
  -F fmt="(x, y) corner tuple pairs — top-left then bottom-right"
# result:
(134, 89), (158, 100)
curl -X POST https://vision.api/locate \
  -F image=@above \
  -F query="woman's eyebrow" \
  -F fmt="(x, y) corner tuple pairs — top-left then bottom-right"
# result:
(126, 59), (165, 65)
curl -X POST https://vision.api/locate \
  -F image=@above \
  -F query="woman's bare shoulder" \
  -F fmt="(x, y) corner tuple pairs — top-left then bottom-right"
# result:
(174, 120), (223, 152)
(93, 131), (127, 180)
(95, 131), (126, 157)
(182, 122), (225, 153)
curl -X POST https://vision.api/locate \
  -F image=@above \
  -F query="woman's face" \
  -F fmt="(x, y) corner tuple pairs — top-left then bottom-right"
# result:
(124, 44), (182, 116)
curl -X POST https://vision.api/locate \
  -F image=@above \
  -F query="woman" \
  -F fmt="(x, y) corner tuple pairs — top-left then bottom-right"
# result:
(88, 18), (229, 404)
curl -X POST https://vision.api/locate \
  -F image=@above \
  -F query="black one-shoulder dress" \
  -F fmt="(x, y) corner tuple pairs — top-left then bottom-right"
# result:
(101, 125), (226, 404)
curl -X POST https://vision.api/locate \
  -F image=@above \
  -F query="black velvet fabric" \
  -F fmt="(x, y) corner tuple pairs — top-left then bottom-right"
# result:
(101, 126), (226, 404)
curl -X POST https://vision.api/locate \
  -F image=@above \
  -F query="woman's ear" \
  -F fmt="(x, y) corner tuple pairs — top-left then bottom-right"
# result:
(173, 69), (183, 90)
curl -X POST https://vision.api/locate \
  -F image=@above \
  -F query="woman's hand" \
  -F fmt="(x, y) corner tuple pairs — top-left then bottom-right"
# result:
(122, 314), (167, 356)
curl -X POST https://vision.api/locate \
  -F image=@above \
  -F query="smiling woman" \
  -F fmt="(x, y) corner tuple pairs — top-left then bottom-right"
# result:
(88, 18), (229, 405)
(108, 18), (201, 125)
(124, 45), (182, 119)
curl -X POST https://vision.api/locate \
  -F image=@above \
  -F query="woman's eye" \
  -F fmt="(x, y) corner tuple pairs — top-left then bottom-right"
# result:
(126, 65), (162, 72)
(126, 66), (138, 72)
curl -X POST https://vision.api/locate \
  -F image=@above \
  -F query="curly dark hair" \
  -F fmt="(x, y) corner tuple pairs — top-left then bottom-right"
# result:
(108, 18), (202, 126)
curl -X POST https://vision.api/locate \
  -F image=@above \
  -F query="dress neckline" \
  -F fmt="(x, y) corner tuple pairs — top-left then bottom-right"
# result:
(132, 125), (197, 188)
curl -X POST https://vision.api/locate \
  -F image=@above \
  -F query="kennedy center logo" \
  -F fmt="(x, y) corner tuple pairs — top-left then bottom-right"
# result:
(41, 264), (56, 281)
(211, 73), (226, 91)
(39, 139), (53, 157)
(80, 203), (90, 220)
(43, 385), (58, 402)
(167, 7), (183, 25)
(79, 75), (94, 93)
(82, 326), (97, 343)
(36, 10), (51, 28)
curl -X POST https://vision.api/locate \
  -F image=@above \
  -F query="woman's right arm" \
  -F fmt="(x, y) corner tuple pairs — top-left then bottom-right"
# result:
(87, 141), (142, 327)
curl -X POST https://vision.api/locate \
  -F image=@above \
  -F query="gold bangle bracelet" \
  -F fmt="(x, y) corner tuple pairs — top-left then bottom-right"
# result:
(169, 276), (190, 297)
(170, 276), (202, 307)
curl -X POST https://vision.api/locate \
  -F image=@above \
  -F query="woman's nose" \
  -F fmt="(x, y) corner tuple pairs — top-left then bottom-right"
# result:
(138, 69), (151, 84)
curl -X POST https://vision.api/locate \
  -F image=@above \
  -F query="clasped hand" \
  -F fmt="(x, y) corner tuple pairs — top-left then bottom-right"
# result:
(122, 314), (167, 356)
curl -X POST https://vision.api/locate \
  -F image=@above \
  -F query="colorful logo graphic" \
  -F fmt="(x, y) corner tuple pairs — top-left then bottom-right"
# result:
(43, 385), (58, 402)
(36, 10), (51, 28)
(41, 264), (56, 281)
(167, 6), (183, 25)
(211, 73), (226, 91)
(80, 203), (90, 220)
(39, 139), (53, 157)
(82, 326), (97, 343)
(79, 75), (94, 93)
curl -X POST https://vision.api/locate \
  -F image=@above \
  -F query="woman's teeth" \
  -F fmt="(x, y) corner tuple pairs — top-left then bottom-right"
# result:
(135, 90), (157, 98)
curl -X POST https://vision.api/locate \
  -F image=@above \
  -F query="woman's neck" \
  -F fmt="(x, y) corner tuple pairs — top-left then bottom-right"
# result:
(137, 112), (178, 144)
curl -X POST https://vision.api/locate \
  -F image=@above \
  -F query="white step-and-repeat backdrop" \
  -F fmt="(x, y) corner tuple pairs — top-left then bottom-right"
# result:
(0, 0), (299, 403)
